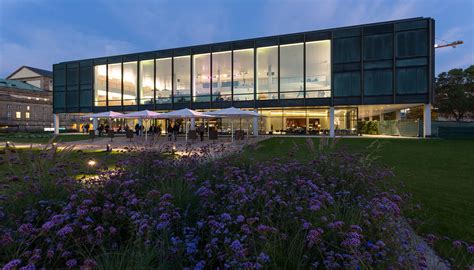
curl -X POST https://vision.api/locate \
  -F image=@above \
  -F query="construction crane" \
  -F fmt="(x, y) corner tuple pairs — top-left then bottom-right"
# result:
(434, 40), (464, 49)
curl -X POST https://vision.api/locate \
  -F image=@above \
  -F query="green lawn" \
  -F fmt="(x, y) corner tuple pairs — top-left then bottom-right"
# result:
(240, 137), (474, 265)
(0, 148), (123, 184)
(0, 134), (90, 144)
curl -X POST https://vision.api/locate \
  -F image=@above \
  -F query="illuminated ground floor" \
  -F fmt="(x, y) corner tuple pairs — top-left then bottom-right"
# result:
(54, 103), (431, 137)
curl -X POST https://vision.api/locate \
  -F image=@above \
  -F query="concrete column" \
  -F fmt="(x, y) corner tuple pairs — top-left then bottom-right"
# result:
(395, 110), (401, 120)
(53, 114), (60, 135)
(423, 104), (432, 137)
(92, 118), (98, 135)
(379, 113), (384, 121)
(369, 115), (373, 121)
(253, 109), (259, 136)
(329, 107), (335, 138)
(190, 118), (196, 130)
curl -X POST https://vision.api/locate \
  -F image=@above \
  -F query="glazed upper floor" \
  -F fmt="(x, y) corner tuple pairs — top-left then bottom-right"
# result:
(53, 17), (434, 113)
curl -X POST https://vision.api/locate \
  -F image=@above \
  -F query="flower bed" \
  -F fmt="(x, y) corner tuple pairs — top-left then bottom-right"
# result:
(0, 143), (472, 269)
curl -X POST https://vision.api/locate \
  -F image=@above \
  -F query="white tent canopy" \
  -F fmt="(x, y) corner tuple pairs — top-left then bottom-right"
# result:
(207, 107), (259, 142)
(121, 110), (163, 141)
(122, 110), (162, 119)
(207, 107), (259, 118)
(160, 108), (214, 141)
(160, 108), (213, 119)
(80, 111), (124, 119)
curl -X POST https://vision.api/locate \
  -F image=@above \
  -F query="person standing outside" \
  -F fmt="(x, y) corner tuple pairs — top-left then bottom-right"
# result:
(173, 122), (180, 141)
(198, 123), (205, 141)
(167, 123), (173, 141)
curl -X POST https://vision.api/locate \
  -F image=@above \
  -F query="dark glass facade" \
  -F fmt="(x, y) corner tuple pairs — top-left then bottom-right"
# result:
(53, 17), (434, 114)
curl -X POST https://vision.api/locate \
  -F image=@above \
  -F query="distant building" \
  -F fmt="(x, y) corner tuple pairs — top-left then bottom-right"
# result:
(0, 79), (53, 132)
(6, 66), (53, 91)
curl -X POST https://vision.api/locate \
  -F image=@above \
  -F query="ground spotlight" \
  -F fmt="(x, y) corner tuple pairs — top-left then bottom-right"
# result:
(106, 144), (112, 152)
(87, 159), (97, 167)
(5, 141), (10, 148)
(52, 142), (57, 150)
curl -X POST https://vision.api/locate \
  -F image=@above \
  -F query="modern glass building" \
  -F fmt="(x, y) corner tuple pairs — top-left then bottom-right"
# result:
(52, 17), (435, 137)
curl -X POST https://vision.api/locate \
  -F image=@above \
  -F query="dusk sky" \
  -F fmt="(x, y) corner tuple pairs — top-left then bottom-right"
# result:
(0, 0), (473, 78)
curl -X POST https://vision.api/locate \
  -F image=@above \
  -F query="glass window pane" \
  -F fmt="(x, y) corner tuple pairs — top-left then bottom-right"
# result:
(335, 108), (357, 135)
(156, 58), (172, 103)
(233, 94), (254, 101)
(67, 68), (78, 85)
(54, 68), (66, 86)
(80, 90), (92, 107)
(80, 67), (92, 84)
(257, 46), (278, 100)
(396, 66), (427, 94)
(334, 72), (361, 97)
(123, 61), (137, 106)
(306, 40), (331, 96)
(139, 60), (154, 105)
(307, 108), (330, 134)
(66, 91), (79, 107)
(364, 34), (392, 61)
(396, 29), (428, 58)
(233, 49), (254, 96)
(259, 108), (283, 134)
(193, 53), (210, 102)
(108, 63), (122, 106)
(54, 91), (65, 108)
(94, 65), (106, 106)
(280, 43), (303, 98)
(334, 37), (360, 63)
(364, 69), (392, 96)
(174, 56), (191, 103)
(212, 51), (231, 101)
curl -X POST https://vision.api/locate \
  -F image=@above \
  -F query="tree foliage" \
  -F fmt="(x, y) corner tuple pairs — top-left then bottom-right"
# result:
(435, 65), (474, 122)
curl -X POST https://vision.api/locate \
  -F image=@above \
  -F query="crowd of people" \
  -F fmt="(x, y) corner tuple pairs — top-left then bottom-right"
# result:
(83, 121), (207, 141)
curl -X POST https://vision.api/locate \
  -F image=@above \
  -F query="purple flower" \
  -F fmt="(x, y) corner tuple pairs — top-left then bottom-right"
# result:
(220, 213), (231, 222)
(306, 228), (323, 248)
(160, 194), (173, 201)
(194, 260), (205, 270)
(258, 252), (270, 263)
(82, 199), (93, 205)
(452, 240), (462, 248)
(41, 221), (55, 232)
(236, 215), (245, 223)
(467, 245), (474, 254)
(82, 259), (97, 269)
(18, 223), (34, 235)
(328, 221), (344, 230)
(230, 240), (242, 252)
(2, 259), (21, 270)
(66, 259), (77, 268)
(95, 226), (105, 238)
(1, 232), (13, 246)
(19, 263), (35, 270)
(57, 225), (73, 237)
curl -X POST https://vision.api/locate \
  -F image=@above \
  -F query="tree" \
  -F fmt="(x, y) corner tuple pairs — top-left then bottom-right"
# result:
(435, 65), (474, 122)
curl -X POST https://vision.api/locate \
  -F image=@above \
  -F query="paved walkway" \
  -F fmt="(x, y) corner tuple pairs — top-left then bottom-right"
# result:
(4, 135), (266, 160)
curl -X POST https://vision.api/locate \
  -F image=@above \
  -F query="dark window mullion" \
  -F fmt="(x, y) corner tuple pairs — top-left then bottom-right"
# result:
(171, 55), (174, 109)
(153, 59), (156, 109)
(277, 39), (281, 102)
(210, 48), (213, 107)
(121, 59), (124, 109)
(231, 46), (234, 105)
(253, 42), (257, 108)
(106, 59), (109, 109)
(190, 54), (193, 108)
(303, 35), (306, 104)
